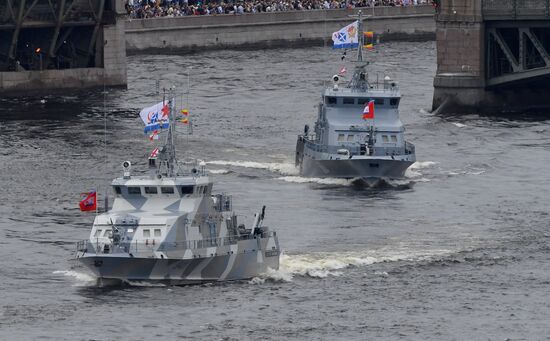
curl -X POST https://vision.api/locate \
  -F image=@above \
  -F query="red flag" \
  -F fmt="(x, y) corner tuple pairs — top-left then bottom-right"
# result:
(161, 103), (169, 119)
(150, 147), (159, 158)
(339, 66), (347, 75)
(79, 191), (97, 212)
(362, 100), (375, 120)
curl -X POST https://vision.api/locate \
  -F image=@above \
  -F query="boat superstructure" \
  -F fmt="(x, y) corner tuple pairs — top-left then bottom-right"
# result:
(295, 12), (416, 180)
(74, 95), (280, 285)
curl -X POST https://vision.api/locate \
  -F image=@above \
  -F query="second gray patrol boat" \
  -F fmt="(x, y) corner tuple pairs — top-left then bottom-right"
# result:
(74, 96), (280, 286)
(295, 13), (416, 181)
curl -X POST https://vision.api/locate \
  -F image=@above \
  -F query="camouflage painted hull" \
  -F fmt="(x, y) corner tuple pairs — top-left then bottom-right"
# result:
(74, 236), (279, 285)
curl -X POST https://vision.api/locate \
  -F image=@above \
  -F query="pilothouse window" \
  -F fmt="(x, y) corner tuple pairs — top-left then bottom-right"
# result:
(145, 186), (158, 194)
(326, 97), (337, 105)
(343, 97), (355, 105)
(113, 186), (121, 195)
(359, 98), (385, 106)
(337, 134), (345, 142)
(391, 135), (398, 143)
(143, 229), (150, 238)
(161, 187), (174, 194)
(179, 186), (194, 195)
(128, 187), (141, 195)
(382, 135), (389, 143)
(347, 134), (355, 142)
(94, 229), (102, 237)
(154, 229), (161, 237)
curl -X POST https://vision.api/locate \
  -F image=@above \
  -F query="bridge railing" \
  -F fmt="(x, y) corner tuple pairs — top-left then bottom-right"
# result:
(483, 0), (550, 19)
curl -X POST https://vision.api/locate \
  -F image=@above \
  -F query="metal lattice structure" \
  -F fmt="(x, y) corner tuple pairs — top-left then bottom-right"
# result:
(482, 0), (550, 87)
(0, 0), (116, 72)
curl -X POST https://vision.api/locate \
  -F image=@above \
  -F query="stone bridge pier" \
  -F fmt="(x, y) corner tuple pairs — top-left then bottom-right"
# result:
(0, 0), (127, 95)
(433, 0), (550, 114)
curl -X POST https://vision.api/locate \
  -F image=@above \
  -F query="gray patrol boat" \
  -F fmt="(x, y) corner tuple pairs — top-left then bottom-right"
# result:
(295, 14), (416, 181)
(73, 97), (280, 286)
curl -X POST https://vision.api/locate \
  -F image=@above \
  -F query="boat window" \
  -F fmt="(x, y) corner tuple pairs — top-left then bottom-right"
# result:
(391, 135), (398, 143)
(143, 229), (150, 237)
(179, 186), (194, 195)
(196, 186), (202, 195)
(382, 135), (389, 143)
(337, 134), (345, 142)
(369, 163), (379, 168)
(347, 134), (355, 142)
(93, 229), (102, 237)
(113, 186), (121, 195)
(154, 229), (162, 237)
(326, 97), (337, 105)
(127, 187), (141, 195)
(161, 186), (174, 194)
(390, 98), (400, 106)
(359, 98), (385, 105)
(144, 186), (158, 194)
(103, 230), (112, 237)
(343, 97), (355, 105)
(202, 186), (208, 194)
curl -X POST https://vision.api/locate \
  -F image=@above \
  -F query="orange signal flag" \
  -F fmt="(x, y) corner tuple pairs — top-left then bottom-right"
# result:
(179, 118), (189, 124)
(363, 31), (374, 49)
(181, 109), (189, 116)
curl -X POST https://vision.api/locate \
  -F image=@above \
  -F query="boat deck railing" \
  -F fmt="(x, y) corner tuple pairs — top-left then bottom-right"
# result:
(76, 231), (276, 255)
(301, 137), (415, 157)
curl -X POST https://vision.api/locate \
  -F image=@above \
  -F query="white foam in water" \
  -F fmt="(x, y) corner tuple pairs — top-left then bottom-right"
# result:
(124, 281), (166, 287)
(452, 122), (467, 128)
(254, 248), (453, 283)
(206, 160), (299, 176)
(276, 176), (352, 186)
(53, 270), (96, 286)
(405, 161), (438, 179)
(208, 169), (231, 174)
(409, 161), (439, 170)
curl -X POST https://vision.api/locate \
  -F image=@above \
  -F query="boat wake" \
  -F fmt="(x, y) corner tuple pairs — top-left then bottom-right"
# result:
(53, 270), (96, 286)
(207, 159), (439, 188)
(276, 176), (352, 186)
(206, 160), (299, 176)
(405, 161), (438, 180)
(208, 169), (233, 175)
(252, 248), (454, 284)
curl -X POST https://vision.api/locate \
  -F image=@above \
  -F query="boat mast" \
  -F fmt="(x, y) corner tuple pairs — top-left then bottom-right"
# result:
(156, 88), (178, 178)
(357, 10), (363, 63)
(166, 89), (177, 177)
(349, 10), (369, 90)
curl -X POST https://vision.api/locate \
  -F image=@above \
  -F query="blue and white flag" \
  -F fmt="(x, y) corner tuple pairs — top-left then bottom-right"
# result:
(139, 100), (171, 133)
(332, 21), (359, 49)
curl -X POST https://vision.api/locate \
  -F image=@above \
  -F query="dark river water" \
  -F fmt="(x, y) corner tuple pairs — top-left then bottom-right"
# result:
(1, 42), (550, 340)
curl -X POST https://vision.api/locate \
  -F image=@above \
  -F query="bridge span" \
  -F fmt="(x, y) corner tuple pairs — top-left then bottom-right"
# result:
(433, 0), (550, 114)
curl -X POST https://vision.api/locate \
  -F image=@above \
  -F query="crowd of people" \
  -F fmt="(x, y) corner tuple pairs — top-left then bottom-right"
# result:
(126, 0), (432, 19)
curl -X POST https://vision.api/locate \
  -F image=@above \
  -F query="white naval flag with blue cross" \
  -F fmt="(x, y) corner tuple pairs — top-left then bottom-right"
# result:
(332, 21), (359, 49)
